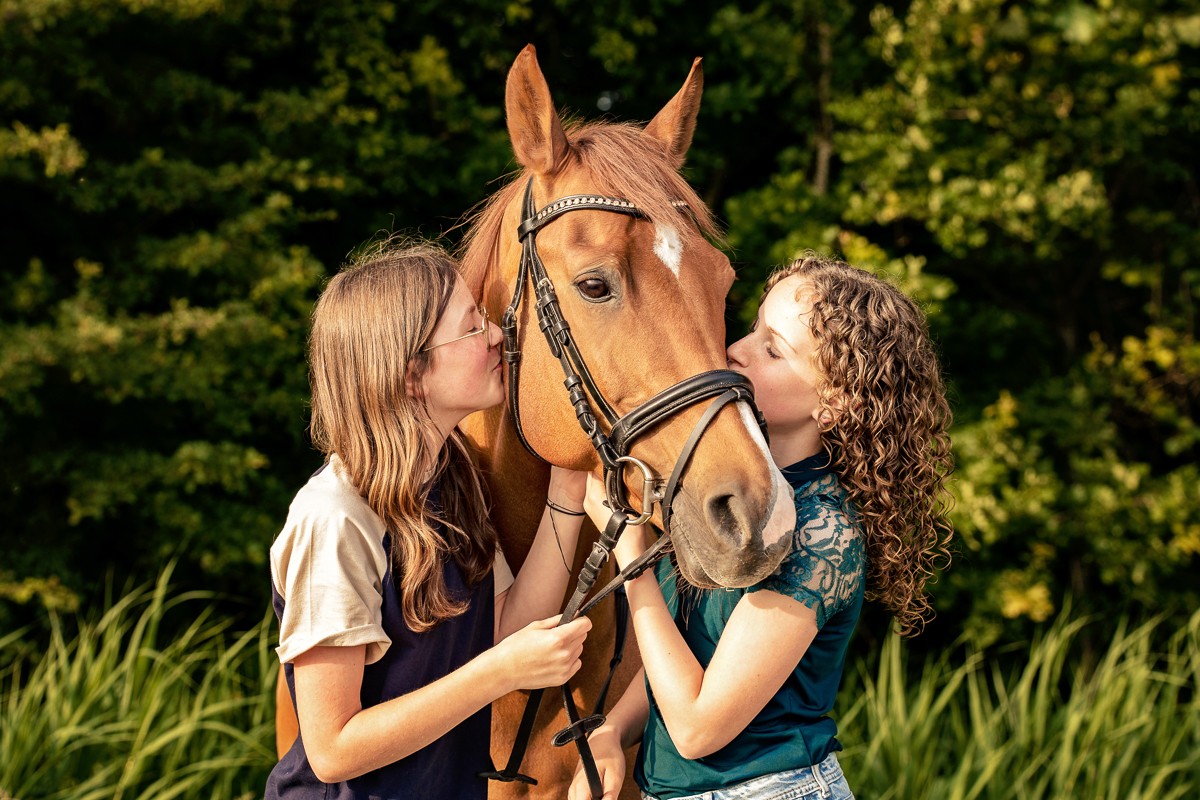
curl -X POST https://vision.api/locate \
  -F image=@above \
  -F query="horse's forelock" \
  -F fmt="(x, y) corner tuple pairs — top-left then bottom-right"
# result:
(567, 120), (719, 244)
(457, 119), (721, 291)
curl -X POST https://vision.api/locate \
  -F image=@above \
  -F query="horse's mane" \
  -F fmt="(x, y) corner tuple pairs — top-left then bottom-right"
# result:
(457, 120), (720, 289)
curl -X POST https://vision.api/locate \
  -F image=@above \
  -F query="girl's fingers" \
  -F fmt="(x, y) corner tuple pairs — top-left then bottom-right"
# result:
(559, 616), (592, 642)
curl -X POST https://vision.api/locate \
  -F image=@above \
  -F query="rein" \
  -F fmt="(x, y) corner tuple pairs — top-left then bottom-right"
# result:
(481, 179), (767, 799)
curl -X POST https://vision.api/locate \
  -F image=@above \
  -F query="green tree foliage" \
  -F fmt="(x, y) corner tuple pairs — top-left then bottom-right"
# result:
(725, 0), (1200, 643)
(1, 0), (1196, 647)
(0, 0), (521, 623)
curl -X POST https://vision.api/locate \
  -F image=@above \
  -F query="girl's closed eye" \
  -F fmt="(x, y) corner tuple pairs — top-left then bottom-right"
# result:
(766, 343), (781, 360)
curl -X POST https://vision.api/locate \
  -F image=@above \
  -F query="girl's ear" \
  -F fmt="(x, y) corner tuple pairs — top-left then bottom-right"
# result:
(405, 362), (425, 401)
(813, 395), (849, 429)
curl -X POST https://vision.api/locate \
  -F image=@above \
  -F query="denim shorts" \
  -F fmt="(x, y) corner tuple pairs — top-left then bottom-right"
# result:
(641, 752), (854, 800)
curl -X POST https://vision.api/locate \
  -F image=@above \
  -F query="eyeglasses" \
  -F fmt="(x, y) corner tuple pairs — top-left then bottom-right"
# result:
(421, 306), (492, 352)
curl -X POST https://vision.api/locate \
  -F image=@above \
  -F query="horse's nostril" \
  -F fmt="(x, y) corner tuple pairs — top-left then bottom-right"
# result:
(704, 492), (754, 549)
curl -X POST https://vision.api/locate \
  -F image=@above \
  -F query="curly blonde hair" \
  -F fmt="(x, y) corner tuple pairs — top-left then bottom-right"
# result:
(764, 253), (954, 635)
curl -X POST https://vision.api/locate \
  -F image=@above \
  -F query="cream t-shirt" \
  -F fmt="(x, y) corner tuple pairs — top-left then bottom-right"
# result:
(270, 456), (515, 665)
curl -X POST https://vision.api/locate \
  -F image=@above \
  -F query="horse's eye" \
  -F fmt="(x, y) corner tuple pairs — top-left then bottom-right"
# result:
(577, 277), (611, 301)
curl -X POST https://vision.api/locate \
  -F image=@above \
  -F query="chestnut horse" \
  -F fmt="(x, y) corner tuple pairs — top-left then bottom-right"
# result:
(273, 45), (796, 799)
(460, 47), (795, 798)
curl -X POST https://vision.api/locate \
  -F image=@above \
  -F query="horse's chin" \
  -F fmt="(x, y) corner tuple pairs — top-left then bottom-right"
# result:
(669, 537), (721, 590)
(667, 489), (793, 589)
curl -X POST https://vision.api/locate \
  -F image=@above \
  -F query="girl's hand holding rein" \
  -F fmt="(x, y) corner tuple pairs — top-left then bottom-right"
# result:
(489, 615), (591, 691)
(582, 471), (653, 572)
(566, 725), (624, 800)
(292, 615), (589, 784)
(566, 665), (649, 800)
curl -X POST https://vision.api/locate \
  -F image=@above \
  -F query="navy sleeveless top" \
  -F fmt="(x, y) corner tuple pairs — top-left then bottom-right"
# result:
(265, 484), (495, 800)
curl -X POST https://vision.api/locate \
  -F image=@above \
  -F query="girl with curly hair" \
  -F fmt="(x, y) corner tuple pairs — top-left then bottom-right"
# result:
(569, 253), (954, 800)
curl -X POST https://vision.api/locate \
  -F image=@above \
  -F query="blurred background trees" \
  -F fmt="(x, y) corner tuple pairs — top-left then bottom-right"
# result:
(2, 0), (1197, 650)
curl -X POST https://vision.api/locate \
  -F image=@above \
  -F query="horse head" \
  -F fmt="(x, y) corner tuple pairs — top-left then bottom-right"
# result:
(462, 45), (795, 589)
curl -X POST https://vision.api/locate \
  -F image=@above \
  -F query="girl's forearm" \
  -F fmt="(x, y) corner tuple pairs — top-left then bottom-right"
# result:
(303, 648), (509, 783)
(605, 666), (650, 748)
(623, 573), (711, 754)
(497, 500), (583, 639)
(625, 576), (818, 759)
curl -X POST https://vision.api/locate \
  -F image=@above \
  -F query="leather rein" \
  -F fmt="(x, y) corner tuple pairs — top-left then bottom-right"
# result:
(482, 179), (768, 799)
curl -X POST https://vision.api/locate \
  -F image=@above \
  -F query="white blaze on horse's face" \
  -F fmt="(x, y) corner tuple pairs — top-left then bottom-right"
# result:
(737, 402), (796, 549)
(653, 224), (683, 277)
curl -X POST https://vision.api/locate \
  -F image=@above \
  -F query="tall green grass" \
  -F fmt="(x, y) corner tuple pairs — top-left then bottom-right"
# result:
(838, 610), (1200, 799)
(0, 569), (276, 800)
(2, 572), (1197, 800)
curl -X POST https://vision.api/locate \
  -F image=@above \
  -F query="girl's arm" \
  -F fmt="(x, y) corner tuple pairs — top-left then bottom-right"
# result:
(567, 668), (650, 800)
(586, 474), (818, 760)
(624, 572), (816, 759)
(293, 614), (590, 783)
(495, 466), (587, 640)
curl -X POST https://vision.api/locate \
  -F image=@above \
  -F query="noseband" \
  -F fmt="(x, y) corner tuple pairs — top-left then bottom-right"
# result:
(483, 178), (770, 799)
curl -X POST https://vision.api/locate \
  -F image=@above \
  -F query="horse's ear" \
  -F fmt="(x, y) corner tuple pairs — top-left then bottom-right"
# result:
(505, 45), (570, 176)
(643, 57), (704, 168)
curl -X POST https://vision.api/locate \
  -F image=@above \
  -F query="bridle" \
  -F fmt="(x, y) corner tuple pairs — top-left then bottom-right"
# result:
(501, 177), (766, 530)
(481, 178), (769, 799)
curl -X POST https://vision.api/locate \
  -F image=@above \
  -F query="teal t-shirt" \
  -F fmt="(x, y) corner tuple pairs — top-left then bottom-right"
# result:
(634, 453), (865, 800)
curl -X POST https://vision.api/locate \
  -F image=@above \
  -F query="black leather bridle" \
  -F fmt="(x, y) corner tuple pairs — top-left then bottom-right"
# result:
(501, 177), (766, 527)
(481, 178), (768, 799)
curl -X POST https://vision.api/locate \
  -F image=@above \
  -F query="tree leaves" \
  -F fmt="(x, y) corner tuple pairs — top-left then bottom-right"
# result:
(0, 0), (1195, 646)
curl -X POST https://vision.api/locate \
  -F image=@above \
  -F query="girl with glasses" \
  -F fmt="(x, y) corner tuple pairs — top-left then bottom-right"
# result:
(570, 254), (955, 800)
(266, 240), (591, 800)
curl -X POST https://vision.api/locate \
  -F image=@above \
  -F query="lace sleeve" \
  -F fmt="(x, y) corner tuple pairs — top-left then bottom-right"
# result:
(751, 497), (865, 629)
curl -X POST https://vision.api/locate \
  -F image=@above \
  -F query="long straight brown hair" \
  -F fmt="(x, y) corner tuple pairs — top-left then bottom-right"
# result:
(308, 239), (497, 633)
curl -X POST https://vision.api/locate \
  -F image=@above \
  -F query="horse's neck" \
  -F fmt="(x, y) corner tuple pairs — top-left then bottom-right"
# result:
(461, 222), (556, 571)
(461, 404), (550, 573)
